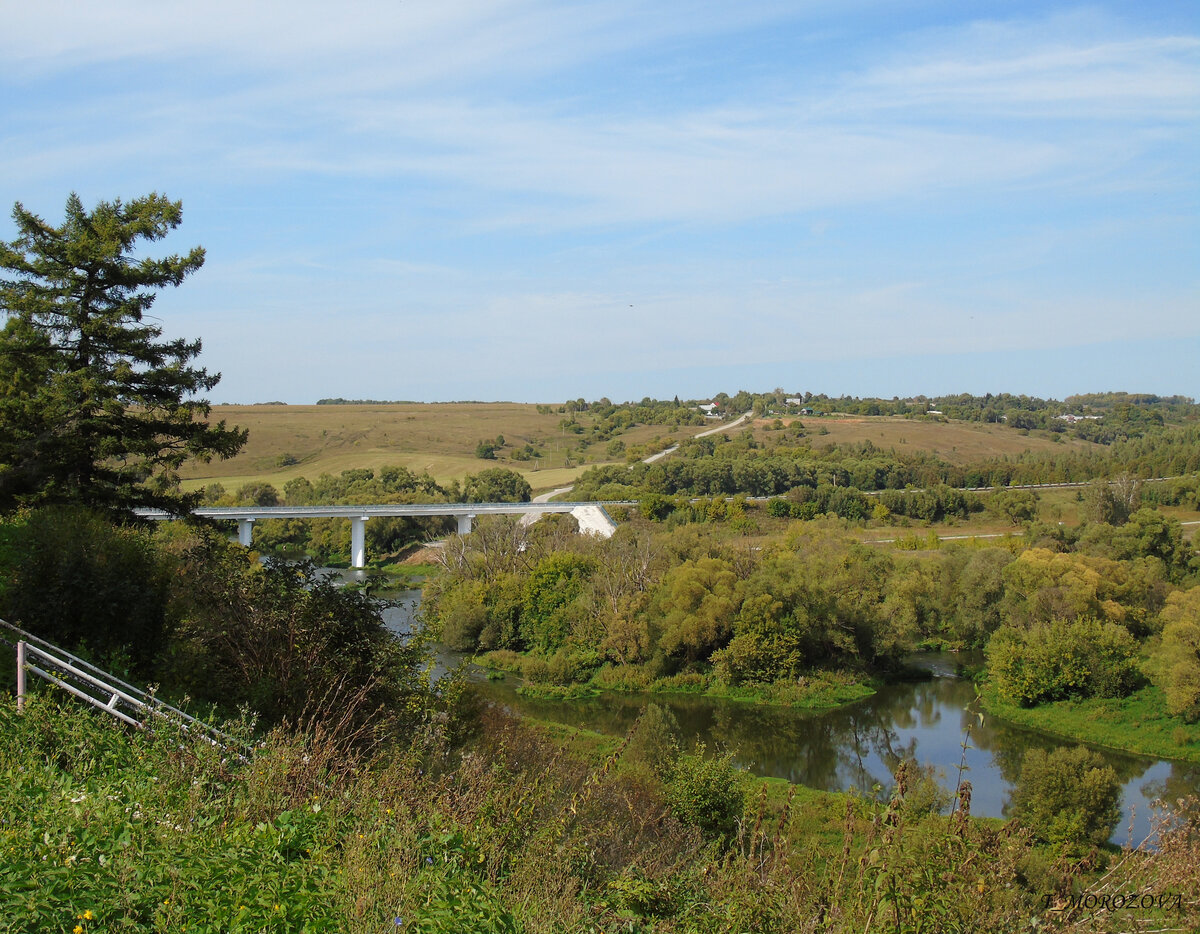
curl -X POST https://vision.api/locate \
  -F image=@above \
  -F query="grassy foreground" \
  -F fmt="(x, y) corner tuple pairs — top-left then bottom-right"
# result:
(5, 695), (1200, 933)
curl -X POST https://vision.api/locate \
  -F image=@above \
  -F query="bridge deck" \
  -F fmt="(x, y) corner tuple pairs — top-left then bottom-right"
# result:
(135, 502), (636, 521)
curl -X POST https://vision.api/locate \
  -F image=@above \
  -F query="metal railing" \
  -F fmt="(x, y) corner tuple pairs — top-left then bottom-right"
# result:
(3, 618), (251, 757)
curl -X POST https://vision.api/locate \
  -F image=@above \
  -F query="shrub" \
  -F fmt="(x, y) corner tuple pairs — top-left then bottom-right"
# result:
(160, 530), (430, 741)
(1152, 588), (1200, 722)
(430, 579), (491, 651)
(895, 756), (951, 816)
(987, 617), (1142, 706)
(663, 748), (746, 842)
(477, 649), (524, 672)
(651, 672), (710, 694)
(0, 507), (173, 676)
(592, 664), (654, 692)
(518, 655), (551, 684)
(766, 498), (792, 518)
(1010, 745), (1122, 849)
(544, 648), (601, 685)
(638, 493), (675, 521)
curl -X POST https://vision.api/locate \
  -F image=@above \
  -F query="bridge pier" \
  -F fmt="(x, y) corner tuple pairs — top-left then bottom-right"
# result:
(457, 514), (475, 535)
(238, 519), (254, 547)
(351, 517), (369, 569)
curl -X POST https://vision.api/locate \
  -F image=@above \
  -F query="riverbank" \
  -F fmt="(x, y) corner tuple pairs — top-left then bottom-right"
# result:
(478, 654), (877, 710)
(980, 683), (1200, 766)
(10, 680), (1199, 932)
(519, 715), (984, 857)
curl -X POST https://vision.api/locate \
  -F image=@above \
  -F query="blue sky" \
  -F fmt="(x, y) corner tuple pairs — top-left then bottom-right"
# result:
(2, 1), (1197, 404)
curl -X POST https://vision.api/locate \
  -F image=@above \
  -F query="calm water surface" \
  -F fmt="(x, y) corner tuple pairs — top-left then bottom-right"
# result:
(352, 572), (1199, 845)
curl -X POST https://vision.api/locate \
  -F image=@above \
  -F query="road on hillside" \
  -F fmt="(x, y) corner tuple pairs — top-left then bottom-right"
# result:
(642, 411), (753, 464)
(536, 411), (755, 500)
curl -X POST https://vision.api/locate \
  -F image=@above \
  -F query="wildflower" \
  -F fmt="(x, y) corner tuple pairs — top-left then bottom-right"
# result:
(74, 927), (83, 934)
(394, 918), (404, 927)
(425, 857), (433, 866)
(83, 910), (94, 920)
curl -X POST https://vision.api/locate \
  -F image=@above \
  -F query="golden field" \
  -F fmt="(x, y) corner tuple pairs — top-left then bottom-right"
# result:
(749, 413), (1089, 464)
(180, 403), (1106, 498)
(179, 402), (694, 494)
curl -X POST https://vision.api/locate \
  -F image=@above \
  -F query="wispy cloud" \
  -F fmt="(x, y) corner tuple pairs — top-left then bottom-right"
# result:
(6, 4), (1195, 229)
(846, 34), (1200, 120)
(3, 2), (1197, 401)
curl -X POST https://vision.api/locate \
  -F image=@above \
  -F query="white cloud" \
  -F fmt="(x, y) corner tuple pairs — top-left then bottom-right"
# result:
(4, 3), (1197, 401)
(845, 35), (1200, 120)
(5, 4), (1194, 230)
(0, 0), (802, 84)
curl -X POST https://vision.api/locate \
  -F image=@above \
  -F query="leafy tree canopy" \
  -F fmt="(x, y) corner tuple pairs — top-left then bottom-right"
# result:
(0, 193), (246, 515)
(461, 467), (532, 503)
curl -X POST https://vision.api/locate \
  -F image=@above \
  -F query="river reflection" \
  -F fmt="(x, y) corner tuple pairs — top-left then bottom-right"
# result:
(468, 658), (1200, 845)
(363, 577), (1197, 846)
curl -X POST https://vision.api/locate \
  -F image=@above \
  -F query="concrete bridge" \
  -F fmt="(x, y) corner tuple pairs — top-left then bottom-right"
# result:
(134, 502), (624, 568)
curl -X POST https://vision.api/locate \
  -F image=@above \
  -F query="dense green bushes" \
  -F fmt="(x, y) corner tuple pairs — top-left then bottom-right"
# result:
(426, 521), (920, 691)
(0, 508), (436, 741)
(1011, 746), (1122, 849)
(662, 750), (746, 842)
(161, 531), (432, 741)
(1152, 587), (1200, 721)
(427, 505), (1200, 714)
(986, 617), (1142, 706)
(0, 506), (174, 676)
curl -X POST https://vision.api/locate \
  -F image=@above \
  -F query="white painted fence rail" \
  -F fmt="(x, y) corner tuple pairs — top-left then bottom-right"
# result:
(3, 618), (247, 755)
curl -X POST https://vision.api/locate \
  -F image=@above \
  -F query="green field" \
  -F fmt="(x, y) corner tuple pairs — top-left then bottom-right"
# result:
(981, 683), (1200, 765)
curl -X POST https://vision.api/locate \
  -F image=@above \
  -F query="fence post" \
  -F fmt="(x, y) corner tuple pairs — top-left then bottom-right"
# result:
(16, 640), (26, 713)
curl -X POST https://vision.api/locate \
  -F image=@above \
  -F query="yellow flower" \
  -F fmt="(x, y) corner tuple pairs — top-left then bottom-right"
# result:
(74, 927), (83, 934)
(83, 910), (94, 920)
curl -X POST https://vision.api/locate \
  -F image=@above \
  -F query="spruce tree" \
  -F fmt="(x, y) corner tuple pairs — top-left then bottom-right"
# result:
(0, 192), (246, 514)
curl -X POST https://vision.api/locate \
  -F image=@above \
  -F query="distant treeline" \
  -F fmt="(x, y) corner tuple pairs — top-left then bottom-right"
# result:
(315, 398), (422, 405)
(551, 390), (1198, 445)
(573, 424), (1200, 502)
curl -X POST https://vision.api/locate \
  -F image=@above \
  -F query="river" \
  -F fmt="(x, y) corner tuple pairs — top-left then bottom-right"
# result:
(334, 571), (1200, 845)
